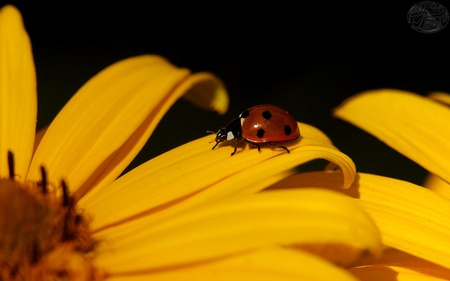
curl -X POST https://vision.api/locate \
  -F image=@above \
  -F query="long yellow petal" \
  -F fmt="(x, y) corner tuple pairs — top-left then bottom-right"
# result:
(269, 171), (450, 270)
(0, 5), (36, 179)
(356, 173), (450, 270)
(334, 89), (450, 183)
(428, 91), (450, 106)
(107, 247), (359, 281)
(349, 249), (450, 281)
(79, 122), (355, 231)
(423, 173), (450, 199)
(95, 189), (381, 272)
(351, 265), (449, 281)
(27, 55), (226, 198)
(180, 72), (229, 115)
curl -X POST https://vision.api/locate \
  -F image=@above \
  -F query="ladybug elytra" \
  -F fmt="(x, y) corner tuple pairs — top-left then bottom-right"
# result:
(209, 105), (300, 156)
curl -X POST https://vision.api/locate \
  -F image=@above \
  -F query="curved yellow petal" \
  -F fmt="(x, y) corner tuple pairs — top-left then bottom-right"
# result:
(27, 55), (227, 199)
(107, 247), (359, 281)
(269, 171), (450, 270)
(95, 189), (381, 272)
(428, 91), (450, 106)
(351, 265), (450, 281)
(296, 122), (337, 148)
(33, 126), (48, 154)
(291, 243), (370, 267)
(334, 89), (450, 183)
(79, 122), (355, 231)
(0, 5), (36, 179)
(423, 173), (450, 199)
(350, 249), (450, 281)
(180, 72), (229, 115)
(356, 173), (450, 270)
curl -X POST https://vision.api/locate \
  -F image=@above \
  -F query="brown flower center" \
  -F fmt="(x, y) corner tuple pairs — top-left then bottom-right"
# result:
(0, 151), (102, 280)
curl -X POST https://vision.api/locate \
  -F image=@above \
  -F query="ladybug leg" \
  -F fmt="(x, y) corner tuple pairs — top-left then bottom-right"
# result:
(269, 143), (290, 153)
(231, 138), (239, 156)
(245, 140), (261, 152)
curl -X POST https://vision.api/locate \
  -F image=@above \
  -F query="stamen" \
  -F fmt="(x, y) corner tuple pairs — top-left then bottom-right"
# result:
(31, 241), (40, 264)
(75, 214), (83, 225)
(62, 202), (75, 242)
(10, 265), (19, 278)
(7, 150), (14, 180)
(38, 166), (48, 194)
(61, 180), (71, 207)
(61, 179), (77, 242)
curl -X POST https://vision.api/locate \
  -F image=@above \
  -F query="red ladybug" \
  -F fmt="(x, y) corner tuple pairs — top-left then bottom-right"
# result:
(210, 105), (300, 155)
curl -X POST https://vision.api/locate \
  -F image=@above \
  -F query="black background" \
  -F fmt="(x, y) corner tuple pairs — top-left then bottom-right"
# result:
(6, 1), (450, 184)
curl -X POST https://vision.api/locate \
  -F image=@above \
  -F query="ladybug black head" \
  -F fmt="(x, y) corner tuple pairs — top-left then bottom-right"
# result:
(210, 118), (242, 153)
(211, 128), (227, 150)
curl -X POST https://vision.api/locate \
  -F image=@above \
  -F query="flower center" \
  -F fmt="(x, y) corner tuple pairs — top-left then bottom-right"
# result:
(0, 151), (100, 280)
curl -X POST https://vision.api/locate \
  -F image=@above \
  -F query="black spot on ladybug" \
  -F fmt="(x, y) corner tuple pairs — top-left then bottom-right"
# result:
(257, 128), (265, 138)
(240, 109), (250, 118)
(261, 110), (272, 120)
(284, 125), (292, 136)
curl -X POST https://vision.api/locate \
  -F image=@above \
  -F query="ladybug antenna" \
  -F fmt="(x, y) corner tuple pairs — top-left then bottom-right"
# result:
(207, 130), (219, 145)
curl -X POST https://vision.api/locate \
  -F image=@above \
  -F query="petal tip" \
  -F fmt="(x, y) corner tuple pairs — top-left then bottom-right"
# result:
(182, 72), (229, 115)
(0, 5), (21, 21)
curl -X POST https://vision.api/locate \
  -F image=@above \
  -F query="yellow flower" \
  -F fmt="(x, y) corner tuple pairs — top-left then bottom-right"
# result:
(269, 89), (450, 279)
(0, 5), (382, 280)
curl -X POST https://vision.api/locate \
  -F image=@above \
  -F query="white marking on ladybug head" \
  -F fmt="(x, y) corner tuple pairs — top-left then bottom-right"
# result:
(240, 118), (245, 126)
(227, 131), (235, 140)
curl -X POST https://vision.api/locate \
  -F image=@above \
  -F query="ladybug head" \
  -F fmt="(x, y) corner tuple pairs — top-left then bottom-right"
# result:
(209, 117), (242, 151)
(211, 127), (228, 150)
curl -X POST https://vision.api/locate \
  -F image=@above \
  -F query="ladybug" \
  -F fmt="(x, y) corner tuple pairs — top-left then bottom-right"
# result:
(209, 105), (300, 156)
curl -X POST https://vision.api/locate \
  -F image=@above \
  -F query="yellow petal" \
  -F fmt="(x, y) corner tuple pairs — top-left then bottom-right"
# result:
(292, 243), (370, 267)
(269, 172), (450, 270)
(33, 126), (47, 154)
(107, 247), (359, 281)
(0, 5), (36, 179)
(350, 249), (450, 281)
(95, 189), (381, 272)
(180, 72), (229, 115)
(334, 89), (450, 183)
(27, 55), (227, 198)
(79, 122), (355, 231)
(428, 91), (450, 106)
(355, 173), (450, 270)
(351, 265), (449, 281)
(423, 173), (450, 199)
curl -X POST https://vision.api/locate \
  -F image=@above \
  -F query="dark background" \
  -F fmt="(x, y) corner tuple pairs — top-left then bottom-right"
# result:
(6, 1), (450, 184)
